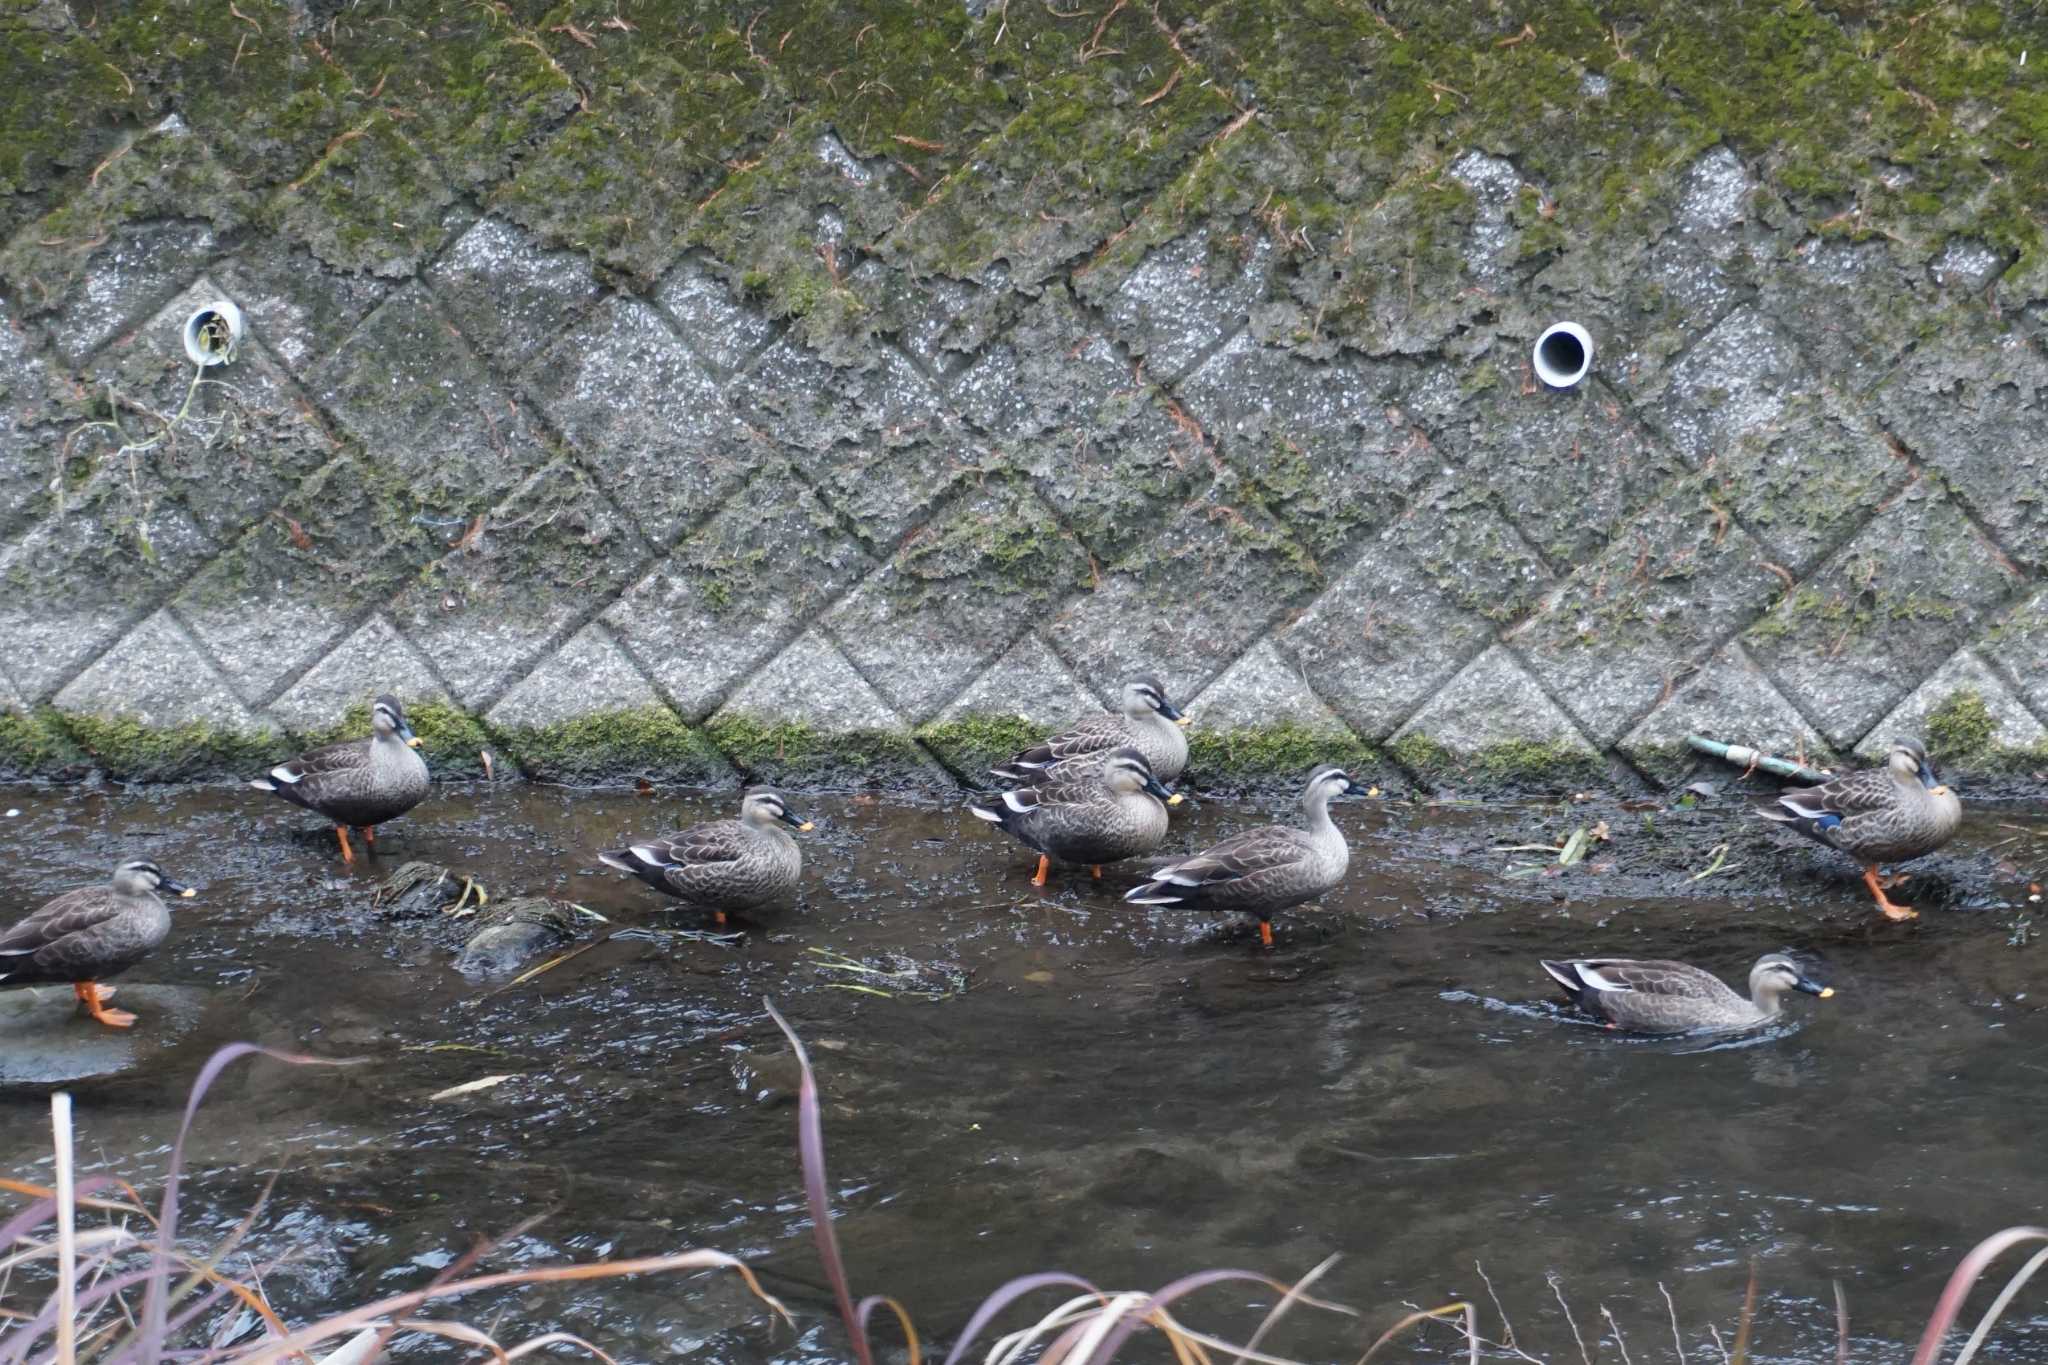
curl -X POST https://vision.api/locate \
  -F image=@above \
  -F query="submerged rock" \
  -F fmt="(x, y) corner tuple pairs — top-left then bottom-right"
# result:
(452, 897), (580, 979)
(370, 862), (488, 919)
(0, 985), (210, 1085)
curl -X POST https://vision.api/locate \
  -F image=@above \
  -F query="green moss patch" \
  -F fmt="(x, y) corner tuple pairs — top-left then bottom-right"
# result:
(0, 708), (92, 781)
(58, 713), (287, 783)
(1187, 725), (1382, 793)
(494, 707), (729, 786)
(914, 713), (1047, 782)
(704, 714), (932, 788)
(1390, 733), (1608, 794)
(1923, 689), (2048, 776)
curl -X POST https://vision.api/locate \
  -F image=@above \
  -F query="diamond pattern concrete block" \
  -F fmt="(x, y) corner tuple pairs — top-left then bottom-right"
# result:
(1856, 649), (2046, 763)
(529, 296), (757, 546)
(1049, 483), (1320, 703)
(1189, 641), (1353, 735)
(1432, 380), (1687, 571)
(1274, 543), (1493, 741)
(713, 630), (904, 732)
(932, 634), (1102, 729)
(1744, 484), (2024, 749)
(427, 217), (603, 370)
(1512, 493), (1778, 746)
(387, 461), (651, 707)
(173, 455), (442, 702)
(1652, 301), (1901, 572)
(267, 614), (450, 735)
(825, 478), (1088, 723)
(706, 629), (938, 784)
(1982, 587), (2048, 718)
(315, 283), (548, 510)
(486, 624), (670, 729)
(654, 257), (778, 377)
(81, 278), (340, 546)
(46, 222), (222, 366)
(53, 611), (268, 733)
(852, 260), (1013, 379)
(951, 285), (1204, 559)
(1391, 645), (1596, 758)
(1875, 325), (2048, 570)
(215, 239), (395, 372)
(1381, 479), (1554, 629)
(1756, 239), (1942, 393)
(736, 338), (974, 546)
(1675, 146), (1756, 238)
(1175, 329), (1432, 559)
(1656, 306), (1807, 467)
(0, 501), (216, 701)
(1102, 227), (1272, 382)
(1616, 644), (1832, 785)
(601, 465), (876, 719)
(0, 299), (57, 537)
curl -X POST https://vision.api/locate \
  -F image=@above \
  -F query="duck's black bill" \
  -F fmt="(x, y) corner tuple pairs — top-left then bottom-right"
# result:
(1144, 776), (1174, 800)
(400, 723), (423, 749)
(780, 809), (815, 832)
(161, 878), (197, 898)
(1795, 977), (1834, 998)
(1343, 780), (1375, 797)
(1156, 700), (1185, 722)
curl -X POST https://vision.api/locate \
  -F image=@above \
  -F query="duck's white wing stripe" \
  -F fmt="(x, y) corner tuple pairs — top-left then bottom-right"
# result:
(1576, 964), (1633, 993)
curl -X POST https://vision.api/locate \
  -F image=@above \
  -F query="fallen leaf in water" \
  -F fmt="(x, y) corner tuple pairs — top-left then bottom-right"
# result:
(479, 749), (494, 780)
(428, 1074), (519, 1101)
(1590, 820), (1611, 842)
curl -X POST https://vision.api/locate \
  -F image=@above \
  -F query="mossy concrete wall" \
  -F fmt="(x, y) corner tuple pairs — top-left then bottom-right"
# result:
(1, 0), (2046, 793)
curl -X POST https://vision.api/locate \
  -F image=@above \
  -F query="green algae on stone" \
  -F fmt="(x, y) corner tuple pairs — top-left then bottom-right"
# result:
(913, 713), (1047, 783)
(1186, 725), (1382, 793)
(0, 707), (91, 782)
(704, 713), (931, 788)
(495, 707), (729, 786)
(1390, 733), (1607, 794)
(58, 713), (287, 783)
(1919, 688), (2048, 776)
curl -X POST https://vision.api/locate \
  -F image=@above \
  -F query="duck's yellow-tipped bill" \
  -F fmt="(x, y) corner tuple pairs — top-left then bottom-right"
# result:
(178, 888), (197, 899)
(1166, 792), (1185, 806)
(798, 820), (815, 832)
(1174, 715), (1193, 727)
(1818, 986), (1836, 998)
(406, 736), (424, 748)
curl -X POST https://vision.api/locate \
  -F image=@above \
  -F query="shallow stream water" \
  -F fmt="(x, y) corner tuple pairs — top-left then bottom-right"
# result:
(0, 781), (2042, 1363)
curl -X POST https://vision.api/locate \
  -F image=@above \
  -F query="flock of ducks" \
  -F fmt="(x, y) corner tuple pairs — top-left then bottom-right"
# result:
(0, 684), (1972, 1036)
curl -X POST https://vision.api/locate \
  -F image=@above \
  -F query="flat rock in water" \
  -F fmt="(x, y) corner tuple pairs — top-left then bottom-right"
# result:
(0, 985), (210, 1086)
(452, 897), (579, 979)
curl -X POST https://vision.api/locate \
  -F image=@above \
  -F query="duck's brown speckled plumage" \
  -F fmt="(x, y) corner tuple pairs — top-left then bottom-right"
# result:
(251, 695), (430, 831)
(601, 788), (810, 919)
(1541, 953), (1833, 1034)
(1757, 738), (1961, 919)
(991, 677), (1189, 785)
(969, 747), (1172, 870)
(1126, 765), (1373, 945)
(0, 860), (196, 1026)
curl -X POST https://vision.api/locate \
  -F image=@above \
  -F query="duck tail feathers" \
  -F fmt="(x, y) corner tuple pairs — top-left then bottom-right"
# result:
(1124, 881), (1183, 906)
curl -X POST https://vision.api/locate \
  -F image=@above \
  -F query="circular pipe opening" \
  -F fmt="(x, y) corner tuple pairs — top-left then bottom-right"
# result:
(1532, 321), (1592, 389)
(181, 301), (243, 367)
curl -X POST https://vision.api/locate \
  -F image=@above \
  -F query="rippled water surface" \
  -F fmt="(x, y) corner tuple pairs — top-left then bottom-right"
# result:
(0, 781), (2042, 1362)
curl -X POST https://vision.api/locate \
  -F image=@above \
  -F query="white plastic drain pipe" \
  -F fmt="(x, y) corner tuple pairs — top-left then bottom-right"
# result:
(1532, 321), (1592, 389)
(181, 300), (243, 367)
